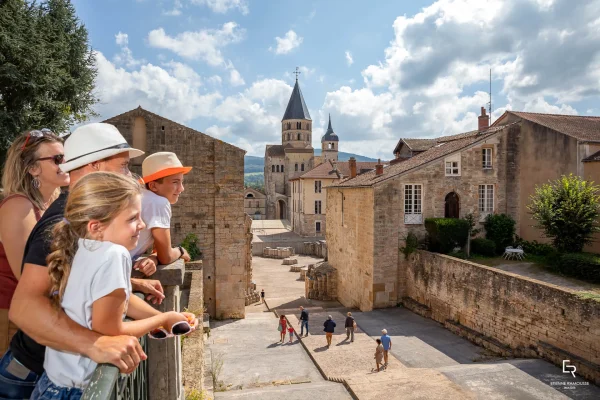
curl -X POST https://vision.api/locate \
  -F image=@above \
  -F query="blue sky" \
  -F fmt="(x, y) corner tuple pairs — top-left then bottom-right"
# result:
(73, 0), (600, 158)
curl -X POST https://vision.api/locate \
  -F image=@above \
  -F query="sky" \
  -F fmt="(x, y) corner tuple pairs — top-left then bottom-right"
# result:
(73, 0), (600, 159)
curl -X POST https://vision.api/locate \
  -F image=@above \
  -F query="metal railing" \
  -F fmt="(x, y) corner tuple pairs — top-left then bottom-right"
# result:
(81, 294), (148, 400)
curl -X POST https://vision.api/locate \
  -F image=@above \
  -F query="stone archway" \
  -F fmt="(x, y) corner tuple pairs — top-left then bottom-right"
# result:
(278, 199), (286, 220)
(445, 192), (460, 218)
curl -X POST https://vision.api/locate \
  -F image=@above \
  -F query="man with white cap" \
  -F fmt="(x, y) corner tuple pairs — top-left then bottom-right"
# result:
(380, 329), (392, 369)
(1, 123), (161, 399)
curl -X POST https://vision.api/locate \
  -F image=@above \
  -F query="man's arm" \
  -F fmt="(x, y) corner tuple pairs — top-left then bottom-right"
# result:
(131, 277), (165, 305)
(9, 263), (145, 373)
(152, 227), (190, 264)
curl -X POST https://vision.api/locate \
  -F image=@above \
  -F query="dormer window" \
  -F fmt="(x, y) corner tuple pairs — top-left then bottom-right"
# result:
(444, 154), (461, 176)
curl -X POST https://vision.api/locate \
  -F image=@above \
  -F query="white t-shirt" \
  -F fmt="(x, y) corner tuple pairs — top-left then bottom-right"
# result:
(130, 188), (171, 259)
(44, 240), (132, 389)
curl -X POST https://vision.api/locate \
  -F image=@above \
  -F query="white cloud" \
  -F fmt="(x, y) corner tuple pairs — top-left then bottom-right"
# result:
(345, 51), (354, 66)
(148, 22), (244, 66)
(229, 68), (245, 86)
(115, 32), (128, 46)
(191, 0), (249, 15)
(163, 0), (183, 15)
(208, 75), (223, 85)
(113, 32), (144, 68)
(270, 30), (303, 55)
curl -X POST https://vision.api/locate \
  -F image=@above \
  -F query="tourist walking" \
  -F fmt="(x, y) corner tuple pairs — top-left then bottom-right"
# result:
(373, 339), (384, 372)
(381, 329), (392, 368)
(0, 123), (161, 400)
(288, 325), (294, 343)
(29, 172), (197, 400)
(345, 312), (355, 342)
(261, 289), (265, 303)
(0, 130), (69, 356)
(323, 315), (336, 347)
(278, 315), (287, 343)
(298, 306), (309, 336)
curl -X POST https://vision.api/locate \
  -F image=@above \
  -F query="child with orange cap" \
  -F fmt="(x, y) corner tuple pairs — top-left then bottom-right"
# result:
(131, 152), (193, 266)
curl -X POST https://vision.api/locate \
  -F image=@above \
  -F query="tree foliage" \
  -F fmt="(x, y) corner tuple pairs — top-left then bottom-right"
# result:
(484, 213), (516, 254)
(0, 0), (97, 164)
(528, 174), (600, 253)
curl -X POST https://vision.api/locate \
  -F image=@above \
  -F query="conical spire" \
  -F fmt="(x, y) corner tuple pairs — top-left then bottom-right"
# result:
(322, 114), (339, 142)
(282, 80), (311, 121)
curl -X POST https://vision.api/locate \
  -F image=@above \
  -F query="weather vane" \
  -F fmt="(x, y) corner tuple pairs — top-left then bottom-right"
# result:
(293, 66), (301, 81)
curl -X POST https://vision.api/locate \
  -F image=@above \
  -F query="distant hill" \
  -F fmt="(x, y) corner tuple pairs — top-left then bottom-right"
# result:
(244, 151), (376, 173)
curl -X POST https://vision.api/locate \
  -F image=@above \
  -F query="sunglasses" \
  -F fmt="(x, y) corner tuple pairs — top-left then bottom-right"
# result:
(148, 321), (193, 340)
(36, 154), (65, 165)
(21, 128), (57, 151)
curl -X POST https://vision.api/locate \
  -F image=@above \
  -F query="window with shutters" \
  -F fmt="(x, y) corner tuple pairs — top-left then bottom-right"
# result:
(404, 184), (423, 224)
(315, 181), (322, 193)
(482, 148), (493, 169)
(315, 200), (322, 214)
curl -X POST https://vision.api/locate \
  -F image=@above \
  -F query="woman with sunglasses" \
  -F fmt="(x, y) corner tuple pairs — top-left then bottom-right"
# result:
(0, 129), (70, 355)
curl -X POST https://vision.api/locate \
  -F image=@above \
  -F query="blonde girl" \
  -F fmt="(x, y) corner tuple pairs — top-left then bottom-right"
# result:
(30, 172), (197, 399)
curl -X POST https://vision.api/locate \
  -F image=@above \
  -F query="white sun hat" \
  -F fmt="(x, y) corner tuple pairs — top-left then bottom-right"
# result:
(60, 123), (144, 173)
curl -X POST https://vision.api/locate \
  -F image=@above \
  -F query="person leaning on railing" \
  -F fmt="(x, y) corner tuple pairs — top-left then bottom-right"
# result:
(0, 124), (166, 400)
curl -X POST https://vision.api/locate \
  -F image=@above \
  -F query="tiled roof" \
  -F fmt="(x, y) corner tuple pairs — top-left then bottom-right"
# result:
(437, 130), (479, 142)
(403, 138), (437, 151)
(282, 80), (311, 121)
(266, 145), (285, 157)
(583, 150), (600, 162)
(295, 160), (380, 180)
(505, 111), (600, 142)
(333, 124), (513, 188)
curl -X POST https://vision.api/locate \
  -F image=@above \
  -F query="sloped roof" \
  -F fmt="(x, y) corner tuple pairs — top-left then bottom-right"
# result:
(266, 145), (285, 157)
(393, 131), (479, 155)
(437, 130), (479, 142)
(282, 80), (311, 121)
(333, 124), (513, 188)
(583, 150), (600, 162)
(403, 138), (437, 151)
(293, 160), (380, 180)
(498, 111), (600, 142)
(322, 115), (339, 142)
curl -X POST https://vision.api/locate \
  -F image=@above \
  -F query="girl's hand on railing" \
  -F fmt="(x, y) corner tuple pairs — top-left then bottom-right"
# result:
(163, 311), (188, 331)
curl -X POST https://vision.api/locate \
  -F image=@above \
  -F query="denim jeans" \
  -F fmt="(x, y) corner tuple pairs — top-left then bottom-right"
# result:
(0, 349), (39, 400)
(300, 320), (309, 336)
(30, 373), (82, 400)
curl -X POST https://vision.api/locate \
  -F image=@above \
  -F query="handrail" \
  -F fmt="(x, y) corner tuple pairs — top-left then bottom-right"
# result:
(81, 293), (148, 400)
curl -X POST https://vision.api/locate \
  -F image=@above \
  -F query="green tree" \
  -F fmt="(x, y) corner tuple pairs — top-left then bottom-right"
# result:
(528, 174), (600, 253)
(0, 0), (97, 164)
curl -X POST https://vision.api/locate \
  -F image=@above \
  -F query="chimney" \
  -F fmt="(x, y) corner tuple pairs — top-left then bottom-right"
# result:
(376, 159), (384, 176)
(349, 157), (357, 178)
(478, 107), (489, 131)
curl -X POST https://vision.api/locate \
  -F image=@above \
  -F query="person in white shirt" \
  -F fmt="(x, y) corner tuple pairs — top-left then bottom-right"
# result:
(30, 172), (197, 399)
(130, 152), (192, 266)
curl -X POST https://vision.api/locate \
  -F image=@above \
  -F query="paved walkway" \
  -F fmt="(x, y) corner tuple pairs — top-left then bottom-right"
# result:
(252, 254), (600, 399)
(206, 303), (351, 399)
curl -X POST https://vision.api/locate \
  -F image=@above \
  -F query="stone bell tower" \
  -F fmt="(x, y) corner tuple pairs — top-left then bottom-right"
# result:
(321, 114), (339, 163)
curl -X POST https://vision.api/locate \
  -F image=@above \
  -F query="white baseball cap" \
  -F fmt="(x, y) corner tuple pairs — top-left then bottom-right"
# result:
(60, 123), (144, 173)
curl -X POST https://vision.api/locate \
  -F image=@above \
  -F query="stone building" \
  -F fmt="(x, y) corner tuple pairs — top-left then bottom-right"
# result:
(264, 78), (315, 220)
(326, 108), (600, 311)
(244, 187), (266, 220)
(104, 106), (250, 319)
(290, 157), (379, 236)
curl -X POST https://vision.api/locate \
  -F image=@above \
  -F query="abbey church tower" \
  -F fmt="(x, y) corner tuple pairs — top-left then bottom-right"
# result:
(264, 77), (314, 220)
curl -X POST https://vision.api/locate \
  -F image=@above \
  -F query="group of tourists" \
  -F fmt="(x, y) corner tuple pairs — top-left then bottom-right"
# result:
(0, 123), (198, 400)
(275, 307), (393, 372)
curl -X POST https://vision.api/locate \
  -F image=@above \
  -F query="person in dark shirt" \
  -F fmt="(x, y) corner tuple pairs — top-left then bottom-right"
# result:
(323, 315), (336, 347)
(0, 123), (162, 399)
(298, 306), (309, 337)
(344, 312), (355, 342)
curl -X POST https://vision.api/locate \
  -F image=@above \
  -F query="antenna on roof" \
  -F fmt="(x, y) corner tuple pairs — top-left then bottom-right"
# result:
(487, 68), (492, 125)
(293, 66), (301, 81)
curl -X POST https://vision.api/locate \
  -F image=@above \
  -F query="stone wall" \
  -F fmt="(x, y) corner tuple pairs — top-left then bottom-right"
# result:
(326, 187), (375, 311)
(104, 107), (247, 319)
(403, 251), (600, 385)
(182, 261), (204, 394)
(305, 262), (337, 301)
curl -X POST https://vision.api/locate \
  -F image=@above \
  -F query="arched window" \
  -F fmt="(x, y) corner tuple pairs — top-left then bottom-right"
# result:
(332, 143), (335, 149)
(301, 163), (305, 171)
(276, 165), (280, 172)
(246, 193), (254, 198)
(281, 165), (284, 173)
(295, 163), (298, 171)
(297, 133), (301, 140)
(272, 165), (275, 172)
(297, 122), (301, 129)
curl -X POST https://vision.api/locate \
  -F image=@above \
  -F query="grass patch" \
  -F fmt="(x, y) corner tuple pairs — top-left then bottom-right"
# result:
(469, 254), (548, 267)
(186, 389), (212, 400)
(576, 291), (600, 302)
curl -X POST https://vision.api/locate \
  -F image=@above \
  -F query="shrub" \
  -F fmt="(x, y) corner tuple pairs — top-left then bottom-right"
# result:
(471, 238), (496, 257)
(448, 250), (467, 259)
(552, 253), (600, 283)
(180, 233), (202, 261)
(425, 218), (469, 254)
(400, 231), (419, 259)
(484, 214), (516, 254)
(514, 236), (555, 256)
(528, 174), (600, 253)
